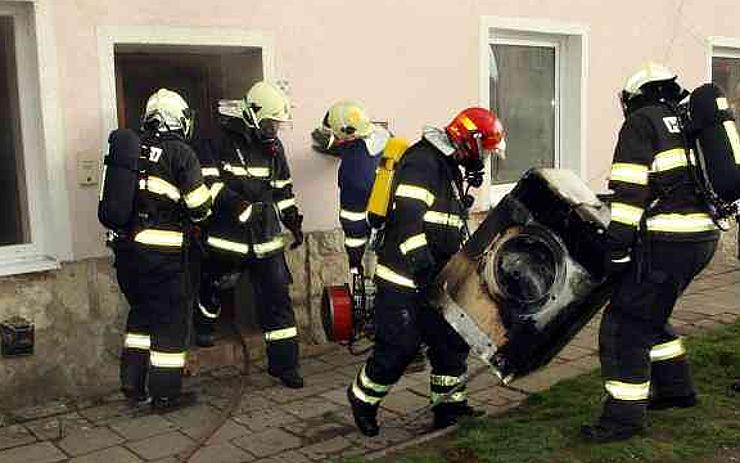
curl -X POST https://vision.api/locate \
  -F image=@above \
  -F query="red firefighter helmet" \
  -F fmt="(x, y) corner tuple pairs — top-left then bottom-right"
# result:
(445, 107), (505, 169)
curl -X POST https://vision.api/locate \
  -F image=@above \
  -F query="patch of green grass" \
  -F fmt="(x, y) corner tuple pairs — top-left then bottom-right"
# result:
(393, 321), (740, 463)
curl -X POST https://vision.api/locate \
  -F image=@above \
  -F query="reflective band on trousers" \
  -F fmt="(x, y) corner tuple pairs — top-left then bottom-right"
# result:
(650, 338), (686, 362)
(423, 211), (464, 228)
(431, 391), (467, 403)
(254, 237), (285, 256)
(610, 202), (644, 227)
(207, 236), (250, 254)
(352, 381), (382, 405)
(134, 229), (183, 247)
(395, 184), (435, 207)
(198, 303), (220, 320)
(340, 209), (367, 222)
(652, 148), (695, 173)
(265, 327), (297, 342)
(184, 184), (211, 209)
(375, 264), (416, 289)
(201, 167), (220, 177)
(150, 351), (186, 368)
(399, 233), (428, 255)
(345, 237), (368, 248)
(271, 178), (292, 188)
(359, 366), (391, 393)
(277, 198), (296, 211)
(610, 163), (648, 185)
(430, 374), (462, 387)
(604, 380), (650, 401)
(647, 213), (717, 233)
(124, 333), (151, 350)
(141, 176), (180, 202)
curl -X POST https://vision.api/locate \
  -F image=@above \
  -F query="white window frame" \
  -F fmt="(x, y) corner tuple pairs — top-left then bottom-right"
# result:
(0, 0), (71, 277)
(479, 17), (589, 208)
(97, 25), (275, 155)
(706, 36), (740, 81)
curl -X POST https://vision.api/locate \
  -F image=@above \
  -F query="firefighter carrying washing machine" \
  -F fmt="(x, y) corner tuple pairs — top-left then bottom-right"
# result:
(194, 81), (305, 389)
(581, 63), (722, 443)
(346, 107), (506, 436)
(101, 89), (213, 410)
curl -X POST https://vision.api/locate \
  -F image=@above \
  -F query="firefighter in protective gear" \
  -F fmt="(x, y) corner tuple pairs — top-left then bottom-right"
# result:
(582, 63), (720, 443)
(315, 100), (390, 270)
(195, 82), (305, 389)
(346, 107), (505, 436)
(115, 89), (212, 409)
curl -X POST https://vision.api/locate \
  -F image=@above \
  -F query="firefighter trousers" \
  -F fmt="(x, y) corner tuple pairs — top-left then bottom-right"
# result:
(195, 253), (299, 374)
(350, 285), (470, 408)
(598, 239), (718, 428)
(114, 244), (191, 401)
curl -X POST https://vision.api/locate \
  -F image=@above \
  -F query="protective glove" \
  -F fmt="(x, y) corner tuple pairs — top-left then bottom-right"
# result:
(283, 212), (304, 249)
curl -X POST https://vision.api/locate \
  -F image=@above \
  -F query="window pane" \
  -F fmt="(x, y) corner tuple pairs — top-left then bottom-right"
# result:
(490, 44), (556, 185)
(712, 56), (740, 127)
(0, 17), (29, 245)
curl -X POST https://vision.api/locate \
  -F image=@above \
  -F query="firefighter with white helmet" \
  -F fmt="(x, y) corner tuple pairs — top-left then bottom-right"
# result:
(194, 81), (305, 388)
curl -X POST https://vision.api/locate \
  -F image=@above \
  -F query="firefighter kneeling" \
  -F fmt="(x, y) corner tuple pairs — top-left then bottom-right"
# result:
(346, 108), (506, 436)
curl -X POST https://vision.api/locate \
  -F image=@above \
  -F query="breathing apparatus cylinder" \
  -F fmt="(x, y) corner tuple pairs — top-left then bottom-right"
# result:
(366, 137), (410, 230)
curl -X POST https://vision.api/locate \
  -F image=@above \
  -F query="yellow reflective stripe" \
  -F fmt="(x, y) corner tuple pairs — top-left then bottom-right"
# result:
(359, 366), (391, 393)
(610, 163), (649, 185)
(605, 380), (650, 401)
(423, 211), (464, 229)
(209, 182), (225, 201)
(430, 374), (462, 387)
(722, 120), (740, 164)
(459, 114), (477, 131)
(247, 167), (270, 177)
(198, 303), (220, 320)
(650, 339), (686, 362)
(201, 167), (220, 177)
(271, 178), (292, 188)
(652, 148), (694, 173)
(265, 327), (297, 342)
(184, 184), (211, 209)
(647, 213), (718, 233)
(352, 381), (382, 405)
(223, 165), (248, 176)
(207, 236), (250, 254)
(399, 233), (428, 255)
(142, 176), (180, 201)
(375, 264), (416, 289)
(134, 229), (183, 247)
(345, 237), (368, 248)
(238, 205), (253, 223)
(340, 209), (367, 222)
(717, 97), (729, 110)
(254, 236), (285, 256)
(610, 202), (644, 227)
(277, 198), (296, 211)
(150, 351), (186, 368)
(431, 391), (467, 403)
(124, 333), (151, 350)
(395, 184), (435, 207)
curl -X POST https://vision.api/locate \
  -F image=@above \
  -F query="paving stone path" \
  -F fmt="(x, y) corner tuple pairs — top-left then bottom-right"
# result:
(0, 266), (737, 462)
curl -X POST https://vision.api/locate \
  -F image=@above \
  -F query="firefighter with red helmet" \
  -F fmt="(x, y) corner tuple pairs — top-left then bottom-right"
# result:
(346, 107), (505, 436)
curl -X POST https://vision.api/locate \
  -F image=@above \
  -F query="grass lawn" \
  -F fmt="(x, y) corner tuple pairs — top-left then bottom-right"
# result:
(387, 321), (740, 463)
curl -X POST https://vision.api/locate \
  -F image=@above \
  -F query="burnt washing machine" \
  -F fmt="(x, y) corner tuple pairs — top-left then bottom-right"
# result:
(433, 168), (612, 383)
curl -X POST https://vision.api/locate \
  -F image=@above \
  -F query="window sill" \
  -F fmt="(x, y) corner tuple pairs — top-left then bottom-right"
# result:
(0, 254), (61, 278)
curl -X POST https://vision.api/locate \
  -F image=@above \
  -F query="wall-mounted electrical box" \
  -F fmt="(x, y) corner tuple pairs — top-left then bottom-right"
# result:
(1, 317), (34, 357)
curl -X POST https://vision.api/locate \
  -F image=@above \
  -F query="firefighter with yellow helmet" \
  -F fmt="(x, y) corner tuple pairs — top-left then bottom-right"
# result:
(194, 81), (305, 388)
(582, 63), (720, 442)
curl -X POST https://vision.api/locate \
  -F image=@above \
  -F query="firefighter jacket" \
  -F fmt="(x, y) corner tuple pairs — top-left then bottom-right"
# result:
(198, 126), (300, 260)
(375, 133), (467, 292)
(124, 132), (212, 250)
(607, 103), (720, 254)
(337, 137), (383, 260)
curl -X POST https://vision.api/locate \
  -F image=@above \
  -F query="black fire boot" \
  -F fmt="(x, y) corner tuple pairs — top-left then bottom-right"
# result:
(647, 393), (697, 410)
(151, 391), (198, 412)
(269, 368), (304, 389)
(432, 402), (484, 430)
(195, 331), (215, 348)
(347, 386), (380, 437)
(581, 421), (646, 443)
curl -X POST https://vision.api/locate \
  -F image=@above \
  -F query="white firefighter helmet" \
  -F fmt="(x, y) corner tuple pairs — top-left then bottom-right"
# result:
(323, 100), (374, 141)
(143, 88), (194, 139)
(244, 81), (291, 127)
(622, 62), (677, 99)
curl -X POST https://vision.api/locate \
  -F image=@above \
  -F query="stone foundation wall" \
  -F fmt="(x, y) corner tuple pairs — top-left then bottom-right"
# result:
(0, 225), (737, 409)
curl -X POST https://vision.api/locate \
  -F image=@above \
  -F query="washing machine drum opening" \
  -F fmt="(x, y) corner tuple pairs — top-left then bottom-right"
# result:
(490, 231), (564, 305)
